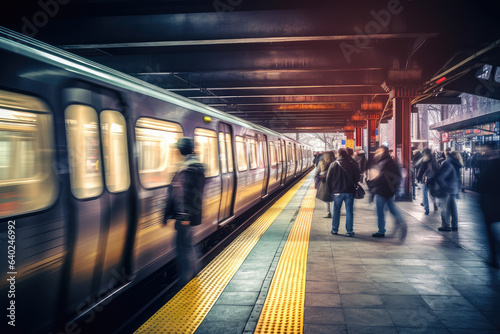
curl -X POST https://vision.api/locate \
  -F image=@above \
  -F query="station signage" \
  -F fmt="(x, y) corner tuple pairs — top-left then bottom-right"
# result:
(442, 132), (450, 143)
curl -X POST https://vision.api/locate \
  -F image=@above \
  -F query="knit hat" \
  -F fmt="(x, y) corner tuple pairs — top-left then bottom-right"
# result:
(177, 137), (194, 156)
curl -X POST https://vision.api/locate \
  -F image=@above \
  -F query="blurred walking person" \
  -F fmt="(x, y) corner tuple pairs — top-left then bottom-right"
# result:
(354, 149), (367, 183)
(315, 151), (334, 218)
(429, 151), (462, 231)
(416, 148), (439, 215)
(168, 137), (206, 285)
(326, 148), (360, 236)
(366, 146), (406, 238)
(477, 144), (500, 268)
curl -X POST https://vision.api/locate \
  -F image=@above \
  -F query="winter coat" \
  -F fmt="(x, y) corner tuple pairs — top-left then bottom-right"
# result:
(171, 154), (206, 226)
(477, 156), (500, 224)
(429, 155), (462, 196)
(416, 154), (439, 183)
(354, 152), (367, 173)
(315, 159), (333, 201)
(326, 156), (360, 194)
(366, 152), (400, 198)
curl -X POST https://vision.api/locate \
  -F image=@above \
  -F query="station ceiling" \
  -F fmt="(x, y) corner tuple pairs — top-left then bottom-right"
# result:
(2, 0), (500, 133)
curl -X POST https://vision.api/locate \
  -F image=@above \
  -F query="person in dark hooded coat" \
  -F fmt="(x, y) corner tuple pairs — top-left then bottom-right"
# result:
(315, 151), (334, 218)
(428, 151), (462, 231)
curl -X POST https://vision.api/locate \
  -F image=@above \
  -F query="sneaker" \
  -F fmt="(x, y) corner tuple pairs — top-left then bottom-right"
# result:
(372, 232), (385, 237)
(438, 226), (452, 231)
(451, 227), (458, 231)
(347, 232), (355, 237)
(331, 230), (338, 235)
(420, 203), (424, 206)
(323, 213), (332, 218)
(425, 210), (429, 215)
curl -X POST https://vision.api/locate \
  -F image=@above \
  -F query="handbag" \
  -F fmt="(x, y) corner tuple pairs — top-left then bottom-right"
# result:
(335, 161), (365, 199)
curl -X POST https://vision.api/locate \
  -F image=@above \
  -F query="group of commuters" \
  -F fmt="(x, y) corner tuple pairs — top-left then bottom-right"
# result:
(314, 146), (405, 238)
(314, 144), (499, 268)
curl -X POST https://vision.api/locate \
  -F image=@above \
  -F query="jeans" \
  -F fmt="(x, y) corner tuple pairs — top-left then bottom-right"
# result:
(325, 201), (332, 214)
(175, 221), (198, 285)
(376, 195), (402, 234)
(331, 193), (354, 233)
(422, 183), (437, 212)
(439, 194), (458, 229)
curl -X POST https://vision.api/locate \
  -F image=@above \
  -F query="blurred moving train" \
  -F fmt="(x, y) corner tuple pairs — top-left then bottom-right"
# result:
(0, 28), (314, 332)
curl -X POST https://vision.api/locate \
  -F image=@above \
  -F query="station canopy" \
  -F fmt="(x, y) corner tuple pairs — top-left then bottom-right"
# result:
(2, 0), (499, 133)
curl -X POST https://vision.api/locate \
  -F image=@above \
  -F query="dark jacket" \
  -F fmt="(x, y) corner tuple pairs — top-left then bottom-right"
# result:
(429, 155), (461, 196)
(416, 154), (439, 183)
(477, 155), (500, 223)
(315, 159), (333, 201)
(367, 152), (400, 198)
(354, 152), (367, 173)
(171, 154), (206, 226)
(326, 156), (360, 194)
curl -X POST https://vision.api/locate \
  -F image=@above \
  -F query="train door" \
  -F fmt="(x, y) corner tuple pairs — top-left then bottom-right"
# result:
(218, 122), (235, 222)
(261, 135), (269, 197)
(279, 139), (286, 185)
(63, 85), (131, 312)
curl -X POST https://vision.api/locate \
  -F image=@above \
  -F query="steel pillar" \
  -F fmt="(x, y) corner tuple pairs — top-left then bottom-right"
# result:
(392, 91), (414, 201)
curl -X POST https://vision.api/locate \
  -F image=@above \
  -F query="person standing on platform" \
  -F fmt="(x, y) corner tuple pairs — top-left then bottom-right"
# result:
(168, 137), (206, 285)
(354, 149), (367, 183)
(477, 144), (500, 268)
(411, 148), (422, 200)
(315, 151), (334, 218)
(326, 148), (360, 237)
(429, 151), (462, 232)
(366, 146), (405, 238)
(416, 148), (439, 215)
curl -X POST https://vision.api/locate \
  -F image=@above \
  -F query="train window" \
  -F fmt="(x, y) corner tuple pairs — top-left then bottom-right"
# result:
(218, 132), (227, 174)
(225, 133), (233, 173)
(135, 118), (183, 188)
(248, 138), (257, 169)
(0, 90), (57, 218)
(269, 142), (277, 166)
(235, 136), (248, 172)
(65, 105), (103, 199)
(287, 143), (293, 163)
(100, 110), (130, 193)
(194, 128), (219, 178)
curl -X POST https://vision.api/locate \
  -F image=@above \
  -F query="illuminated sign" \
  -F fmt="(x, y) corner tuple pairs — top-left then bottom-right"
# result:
(476, 64), (493, 80)
(442, 132), (450, 143)
(436, 77), (447, 84)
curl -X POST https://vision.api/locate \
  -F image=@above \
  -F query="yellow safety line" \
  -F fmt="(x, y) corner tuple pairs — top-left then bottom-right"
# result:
(254, 184), (316, 334)
(135, 175), (310, 334)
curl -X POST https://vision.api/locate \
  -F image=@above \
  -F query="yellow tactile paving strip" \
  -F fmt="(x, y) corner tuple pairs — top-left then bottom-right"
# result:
(254, 184), (316, 334)
(134, 175), (310, 334)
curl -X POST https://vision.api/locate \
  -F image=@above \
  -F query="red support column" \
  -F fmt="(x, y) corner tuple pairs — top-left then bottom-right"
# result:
(355, 127), (363, 148)
(392, 88), (415, 201)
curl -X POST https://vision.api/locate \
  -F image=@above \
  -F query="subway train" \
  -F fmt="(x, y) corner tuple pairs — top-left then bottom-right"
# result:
(0, 28), (314, 333)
